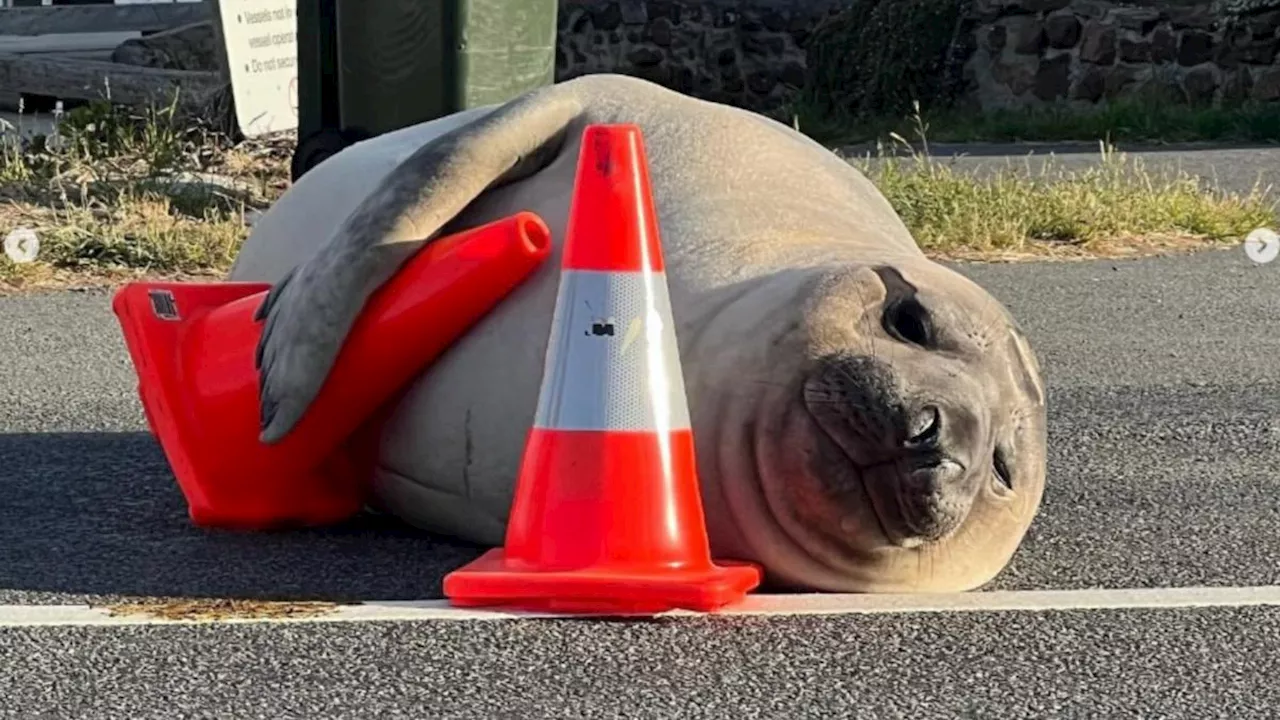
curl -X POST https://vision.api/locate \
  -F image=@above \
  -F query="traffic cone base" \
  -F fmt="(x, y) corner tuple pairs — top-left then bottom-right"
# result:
(443, 122), (763, 614)
(113, 212), (552, 529)
(444, 553), (762, 614)
(443, 427), (762, 614)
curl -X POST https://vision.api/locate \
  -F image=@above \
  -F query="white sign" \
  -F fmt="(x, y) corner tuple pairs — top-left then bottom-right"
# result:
(214, 0), (299, 138)
(1245, 227), (1280, 265)
(3, 227), (39, 264)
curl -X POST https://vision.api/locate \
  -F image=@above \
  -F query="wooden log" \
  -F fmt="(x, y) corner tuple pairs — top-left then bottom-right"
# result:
(0, 52), (225, 116)
(17, 50), (120, 62)
(0, 31), (141, 54)
(0, 2), (211, 37)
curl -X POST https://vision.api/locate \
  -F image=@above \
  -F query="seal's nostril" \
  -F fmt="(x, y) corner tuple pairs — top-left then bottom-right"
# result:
(906, 405), (941, 447)
(993, 444), (1014, 491)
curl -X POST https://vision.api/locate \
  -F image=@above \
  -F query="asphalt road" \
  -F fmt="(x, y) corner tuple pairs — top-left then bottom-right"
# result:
(3, 607), (1279, 719)
(3, 145), (1280, 717)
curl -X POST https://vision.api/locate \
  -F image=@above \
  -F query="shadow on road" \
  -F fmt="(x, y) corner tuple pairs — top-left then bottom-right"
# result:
(0, 431), (484, 603)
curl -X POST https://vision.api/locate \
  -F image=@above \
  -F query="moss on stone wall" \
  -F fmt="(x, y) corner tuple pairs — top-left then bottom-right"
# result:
(800, 0), (972, 121)
(1215, 0), (1280, 17)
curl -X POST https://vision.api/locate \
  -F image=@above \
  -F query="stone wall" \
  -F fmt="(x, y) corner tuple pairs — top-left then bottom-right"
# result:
(555, 0), (1280, 113)
(554, 0), (848, 112)
(108, 1), (1280, 116)
(960, 0), (1280, 109)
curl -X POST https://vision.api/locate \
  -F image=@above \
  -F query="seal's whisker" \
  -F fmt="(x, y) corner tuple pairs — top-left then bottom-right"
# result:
(972, 288), (1012, 348)
(806, 396), (879, 417)
(832, 363), (868, 388)
(804, 397), (854, 406)
(1008, 404), (1043, 422)
(743, 379), (792, 389)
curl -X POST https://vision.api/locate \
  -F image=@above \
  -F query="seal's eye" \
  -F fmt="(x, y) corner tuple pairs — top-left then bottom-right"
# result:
(884, 299), (933, 347)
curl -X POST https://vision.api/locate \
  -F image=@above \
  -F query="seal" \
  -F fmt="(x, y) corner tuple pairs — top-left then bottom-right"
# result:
(228, 74), (1047, 593)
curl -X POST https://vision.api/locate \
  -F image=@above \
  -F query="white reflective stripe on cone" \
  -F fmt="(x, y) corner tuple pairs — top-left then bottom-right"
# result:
(534, 269), (692, 432)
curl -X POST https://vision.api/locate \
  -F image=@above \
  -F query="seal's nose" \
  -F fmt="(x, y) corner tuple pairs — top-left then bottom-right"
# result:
(900, 401), (979, 467)
(801, 354), (990, 546)
(904, 405), (941, 449)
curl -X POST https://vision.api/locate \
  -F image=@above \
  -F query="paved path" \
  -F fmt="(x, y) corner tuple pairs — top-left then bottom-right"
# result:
(3, 146), (1280, 716)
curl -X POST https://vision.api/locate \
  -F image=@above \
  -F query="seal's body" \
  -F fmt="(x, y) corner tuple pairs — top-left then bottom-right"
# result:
(229, 74), (1047, 593)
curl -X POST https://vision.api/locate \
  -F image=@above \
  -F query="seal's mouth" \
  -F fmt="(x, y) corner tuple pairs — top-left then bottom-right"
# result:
(865, 455), (970, 549)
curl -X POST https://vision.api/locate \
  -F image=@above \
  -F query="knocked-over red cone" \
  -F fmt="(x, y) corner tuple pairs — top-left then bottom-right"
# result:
(442, 123), (763, 614)
(113, 212), (552, 529)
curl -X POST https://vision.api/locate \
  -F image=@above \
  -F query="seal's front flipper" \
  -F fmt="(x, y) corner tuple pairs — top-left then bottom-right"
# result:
(254, 86), (584, 444)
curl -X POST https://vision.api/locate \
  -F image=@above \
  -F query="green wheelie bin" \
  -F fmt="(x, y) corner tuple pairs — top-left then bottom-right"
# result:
(291, 0), (558, 181)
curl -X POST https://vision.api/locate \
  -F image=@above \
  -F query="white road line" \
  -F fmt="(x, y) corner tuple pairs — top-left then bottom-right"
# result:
(3, 585), (1280, 627)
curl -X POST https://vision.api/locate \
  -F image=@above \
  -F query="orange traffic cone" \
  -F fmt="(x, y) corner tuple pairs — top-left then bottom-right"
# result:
(112, 212), (552, 529)
(442, 124), (763, 614)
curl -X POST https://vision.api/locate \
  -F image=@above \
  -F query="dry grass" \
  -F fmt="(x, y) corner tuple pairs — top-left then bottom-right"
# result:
(101, 597), (340, 622)
(0, 99), (1275, 291)
(847, 107), (1279, 262)
(0, 98), (289, 292)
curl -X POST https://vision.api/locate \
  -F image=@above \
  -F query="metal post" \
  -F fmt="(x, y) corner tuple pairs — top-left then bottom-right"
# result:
(289, 0), (559, 182)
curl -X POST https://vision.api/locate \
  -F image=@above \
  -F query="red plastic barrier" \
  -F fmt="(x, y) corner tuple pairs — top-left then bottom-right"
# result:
(113, 212), (552, 529)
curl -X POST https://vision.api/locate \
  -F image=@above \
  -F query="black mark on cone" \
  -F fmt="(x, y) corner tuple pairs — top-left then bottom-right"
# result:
(592, 131), (614, 178)
(149, 290), (180, 321)
(587, 319), (616, 337)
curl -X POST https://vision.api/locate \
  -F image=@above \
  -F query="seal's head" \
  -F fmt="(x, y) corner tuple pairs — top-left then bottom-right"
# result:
(693, 259), (1047, 593)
